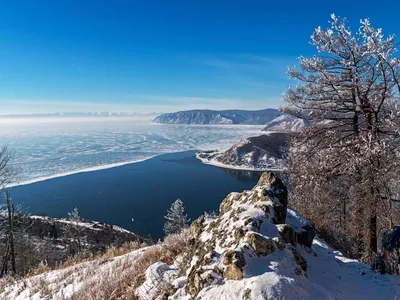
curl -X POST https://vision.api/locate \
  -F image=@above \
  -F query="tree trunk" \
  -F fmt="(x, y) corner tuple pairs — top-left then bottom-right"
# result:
(369, 208), (377, 254)
(0, 242), (9, 277)
(369, 186), (379, 255)
(355, 203), (365, 258)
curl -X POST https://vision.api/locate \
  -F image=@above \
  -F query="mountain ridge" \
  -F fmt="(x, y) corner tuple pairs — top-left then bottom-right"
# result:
(153, 109), (281, 125)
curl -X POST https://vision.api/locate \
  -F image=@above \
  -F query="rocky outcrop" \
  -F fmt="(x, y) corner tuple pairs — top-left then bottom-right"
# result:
(153, 109), (280, 125)
(196, 133), (290, 171)
(259, 172), (288, 224)
(130, 172), (324, 299)
(174, 172), (313, 298)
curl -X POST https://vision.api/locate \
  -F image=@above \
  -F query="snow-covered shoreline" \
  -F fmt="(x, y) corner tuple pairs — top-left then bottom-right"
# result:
(29, 215), (135, 235)
(195, 151), (284, 172)
(195, 132), (288, 172)
(7, 156), (156, 188)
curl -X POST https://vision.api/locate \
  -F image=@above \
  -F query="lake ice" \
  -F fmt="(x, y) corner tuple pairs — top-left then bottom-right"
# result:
(0, 116), (264, 185)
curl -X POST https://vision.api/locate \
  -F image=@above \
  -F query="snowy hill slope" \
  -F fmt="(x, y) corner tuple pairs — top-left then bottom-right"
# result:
(263, 114), (307, 132)
(196, 133), (289, 171)
(0, 247), (150, 300)
(2, 173), (400, 300)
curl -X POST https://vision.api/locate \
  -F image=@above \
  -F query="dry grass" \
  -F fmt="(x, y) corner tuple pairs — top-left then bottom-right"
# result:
(0, 276), (15, 295)
(0, 241), (148, 300)
(27, 241), (146, 278)
(0, 233), (188, 300)
(27, 261), (52, 277)
(73, 230), (190, 300)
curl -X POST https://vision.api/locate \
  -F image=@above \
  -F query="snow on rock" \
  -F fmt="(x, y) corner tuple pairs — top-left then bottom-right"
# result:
(196, 133), (289, 171)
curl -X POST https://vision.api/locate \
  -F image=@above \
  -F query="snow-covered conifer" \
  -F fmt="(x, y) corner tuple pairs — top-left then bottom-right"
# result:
(163, 199), (190, 236)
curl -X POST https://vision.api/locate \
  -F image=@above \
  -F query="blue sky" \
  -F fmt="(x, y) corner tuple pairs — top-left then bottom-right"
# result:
(0, 0), (399, 114)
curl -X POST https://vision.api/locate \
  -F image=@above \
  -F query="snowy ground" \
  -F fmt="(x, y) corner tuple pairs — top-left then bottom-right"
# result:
(1, 220), (399, 299)
(0, 247), (150, 300)
(196, 152), (284, 172)
(182, 235), (400, 300)
(2, 172), (400, 300)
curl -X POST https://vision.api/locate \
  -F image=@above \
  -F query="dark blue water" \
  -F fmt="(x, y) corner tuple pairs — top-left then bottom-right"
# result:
(10, 151), (262, 240)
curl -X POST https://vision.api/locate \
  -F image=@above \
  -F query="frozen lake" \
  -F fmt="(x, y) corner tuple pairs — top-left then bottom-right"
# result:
(0, 116), (264, 185)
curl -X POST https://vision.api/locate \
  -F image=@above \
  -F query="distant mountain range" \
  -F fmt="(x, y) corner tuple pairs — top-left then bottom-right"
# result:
(153, 109), (281, 125)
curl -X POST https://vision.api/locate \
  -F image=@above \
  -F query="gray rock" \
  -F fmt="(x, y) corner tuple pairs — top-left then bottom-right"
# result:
(297, 224), (315, 248)
(292, 248), (308, 272)
(258, 172), (288, 224)
(247, 233), (276, 256)
(277, 224), (297, 246)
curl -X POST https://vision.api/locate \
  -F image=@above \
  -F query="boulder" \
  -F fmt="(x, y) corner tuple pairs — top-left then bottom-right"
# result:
(223, 250), (246, 280)
(277, 224), (297, 246)
(247, 233), (276, 256)
(223, 250), (246, 267)
(296, 224), (315, 248)
(224, 264), (244, 280)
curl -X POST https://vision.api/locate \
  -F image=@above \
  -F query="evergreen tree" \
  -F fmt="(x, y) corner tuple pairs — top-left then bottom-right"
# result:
(164, 199), (190, 236)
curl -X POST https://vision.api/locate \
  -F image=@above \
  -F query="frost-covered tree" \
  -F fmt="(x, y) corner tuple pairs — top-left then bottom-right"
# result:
(0, 191), (16, 276)
(284, 14), (400, 261)
(67, 207), (83, 254)
(0, 146), (19, 277)
(0, 146), (16, 190)
(164, 199), (190, 236)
